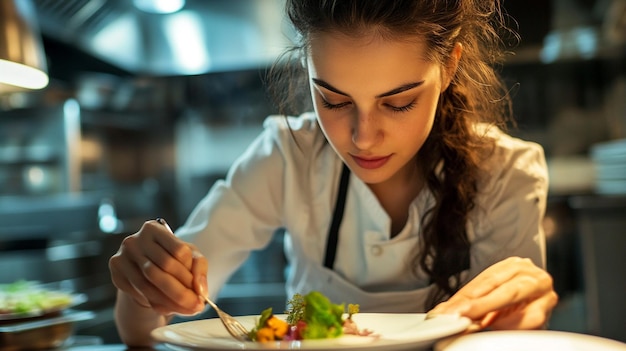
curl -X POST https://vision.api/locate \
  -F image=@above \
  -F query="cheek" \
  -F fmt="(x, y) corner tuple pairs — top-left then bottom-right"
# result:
(315, 113), (357, 157)
(316, 112), (348, 145)
(398, 102), (437, 150)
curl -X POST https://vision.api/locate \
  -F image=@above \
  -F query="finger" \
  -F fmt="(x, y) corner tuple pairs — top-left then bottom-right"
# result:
(447, 257), (547, 307)
(109, 255), (151, 308)
(138, 221), (195, 289)
(461, 311), (499, 333)
(191, 250), (209, 297)
(455, 257), (538, 299)
(468, 310), (499, 331)
(489, 290), (559, 330)
(115, 254), (178, 313)
(140, 257), (205, 315)
(462, 270), (552, 321)
(113, 234), (202, 315)
(144, 243), (195, 290)
(429, 257), (553, 318)
(149, 220), (194, 272)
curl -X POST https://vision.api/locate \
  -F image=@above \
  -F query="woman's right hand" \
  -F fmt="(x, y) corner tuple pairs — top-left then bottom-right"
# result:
(109, 219), (208, 316)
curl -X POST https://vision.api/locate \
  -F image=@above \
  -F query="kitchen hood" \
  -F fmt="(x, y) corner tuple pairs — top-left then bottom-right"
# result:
(32, 0), (296, 76)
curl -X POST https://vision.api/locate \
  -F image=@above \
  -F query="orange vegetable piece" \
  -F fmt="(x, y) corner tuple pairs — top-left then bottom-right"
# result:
(267, 316), (289, 338)
(256, 327), (275, 342)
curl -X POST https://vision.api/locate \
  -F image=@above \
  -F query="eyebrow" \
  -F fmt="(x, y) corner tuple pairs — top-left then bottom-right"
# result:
(311, 78), (425, 98)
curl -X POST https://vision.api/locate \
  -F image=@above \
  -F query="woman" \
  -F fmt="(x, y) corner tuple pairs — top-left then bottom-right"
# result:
(110, 0), (558, 346)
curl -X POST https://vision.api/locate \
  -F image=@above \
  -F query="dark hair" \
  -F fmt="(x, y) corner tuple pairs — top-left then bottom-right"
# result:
(268, 0), (517, 309)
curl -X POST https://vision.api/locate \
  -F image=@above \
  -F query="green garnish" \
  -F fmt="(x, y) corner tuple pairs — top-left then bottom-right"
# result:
(0, 280), (74, 315)
(285, 293), (305, 325)
(284, 291), (351, 339)
(347, 303), (360, 319)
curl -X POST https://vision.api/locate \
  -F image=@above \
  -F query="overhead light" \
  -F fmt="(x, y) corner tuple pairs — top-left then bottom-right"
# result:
(0, 0), (49, 90)
(163, 11), (210, 73)
(133, 0), (186, 14)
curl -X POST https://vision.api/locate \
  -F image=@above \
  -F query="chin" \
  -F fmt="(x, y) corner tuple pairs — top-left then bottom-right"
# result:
(351, 168), (393, 185)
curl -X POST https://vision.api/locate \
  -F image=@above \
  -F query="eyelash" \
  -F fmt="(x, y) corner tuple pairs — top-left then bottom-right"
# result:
(388, 101), (416, 113)
(321, 98), (416, 113)
(321, 99), (350, 111)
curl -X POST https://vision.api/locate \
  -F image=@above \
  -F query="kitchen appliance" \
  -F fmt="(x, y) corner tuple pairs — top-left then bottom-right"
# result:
(31, 0), (295, 76)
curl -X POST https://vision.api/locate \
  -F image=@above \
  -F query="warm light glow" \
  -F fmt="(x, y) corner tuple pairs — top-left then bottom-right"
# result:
(0, 58), (48, 89)
(80, 137), (103, 164)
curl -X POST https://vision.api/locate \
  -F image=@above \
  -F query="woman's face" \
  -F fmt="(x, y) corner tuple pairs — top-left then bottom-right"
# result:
(307, 32), (450, 186)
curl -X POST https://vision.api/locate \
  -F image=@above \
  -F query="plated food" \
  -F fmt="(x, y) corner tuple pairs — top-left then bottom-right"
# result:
(151, 312), (472, 350)
(0, 280), (92, 351)
(0, 280), (82, 320)
(248, 291), (373, 342)
(151, 285), (470, 350)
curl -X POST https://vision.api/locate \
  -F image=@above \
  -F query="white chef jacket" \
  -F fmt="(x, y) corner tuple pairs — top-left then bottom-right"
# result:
(176, 112), (548, 312)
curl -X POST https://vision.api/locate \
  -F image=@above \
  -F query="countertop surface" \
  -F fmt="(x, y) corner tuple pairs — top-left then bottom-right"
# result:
(53, 337), (169, 351)
(61, 345), (168, 351)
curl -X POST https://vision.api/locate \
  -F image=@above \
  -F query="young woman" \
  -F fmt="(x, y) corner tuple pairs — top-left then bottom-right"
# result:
(110, 0), (558, 346)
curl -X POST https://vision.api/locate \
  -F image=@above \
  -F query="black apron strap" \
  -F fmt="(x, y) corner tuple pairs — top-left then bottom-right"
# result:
(324, 163), (350, 270)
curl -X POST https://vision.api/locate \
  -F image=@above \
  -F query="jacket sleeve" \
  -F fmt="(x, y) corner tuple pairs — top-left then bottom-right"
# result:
(175, 117), (290, 300)
(466, 137), (549, 282)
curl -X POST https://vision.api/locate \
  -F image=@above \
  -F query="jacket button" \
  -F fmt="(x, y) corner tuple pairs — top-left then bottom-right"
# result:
(370, 245), (383, 256)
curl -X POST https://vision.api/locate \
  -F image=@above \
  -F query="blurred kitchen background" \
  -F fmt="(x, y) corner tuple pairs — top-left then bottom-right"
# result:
(0, 0), (625, 345)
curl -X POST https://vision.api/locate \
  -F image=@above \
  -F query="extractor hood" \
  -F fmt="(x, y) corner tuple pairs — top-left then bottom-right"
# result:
(32, 0), (296, 76)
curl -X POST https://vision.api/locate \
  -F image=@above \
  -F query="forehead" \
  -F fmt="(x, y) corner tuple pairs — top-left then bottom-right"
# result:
(307, 31), (439, 86)
(309, 30), (430, 59)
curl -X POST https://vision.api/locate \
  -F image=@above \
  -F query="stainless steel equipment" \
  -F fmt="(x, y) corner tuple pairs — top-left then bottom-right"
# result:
(31, 0), (295, 76)
(0, 101), (127, 344)
(0, 192), (122, 342)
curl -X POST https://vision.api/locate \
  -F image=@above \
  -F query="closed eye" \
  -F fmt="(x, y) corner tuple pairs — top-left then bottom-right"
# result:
(386, 100), (416, 113)
(321, 98), (352, 111)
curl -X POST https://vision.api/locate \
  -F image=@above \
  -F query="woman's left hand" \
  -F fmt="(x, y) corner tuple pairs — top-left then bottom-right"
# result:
(428, 256), (558, 330)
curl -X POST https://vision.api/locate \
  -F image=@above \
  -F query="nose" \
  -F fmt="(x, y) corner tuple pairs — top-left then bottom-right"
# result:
(351, 109), (381, 150)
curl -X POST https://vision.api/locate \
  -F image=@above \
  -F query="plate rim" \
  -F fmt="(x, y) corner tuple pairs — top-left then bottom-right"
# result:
(435, 330), (626, 351)
(151, 312), (472, 350)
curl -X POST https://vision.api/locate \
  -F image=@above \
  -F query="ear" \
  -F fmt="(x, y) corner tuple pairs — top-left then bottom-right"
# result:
(441, 42), (463, 92)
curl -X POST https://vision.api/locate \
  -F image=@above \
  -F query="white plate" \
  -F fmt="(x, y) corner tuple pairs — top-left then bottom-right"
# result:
(434, 330), (626, 351)
(151, 313), (471, 350)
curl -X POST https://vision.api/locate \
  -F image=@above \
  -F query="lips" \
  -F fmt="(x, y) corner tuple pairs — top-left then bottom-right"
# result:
(351, 154), (391, 169)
